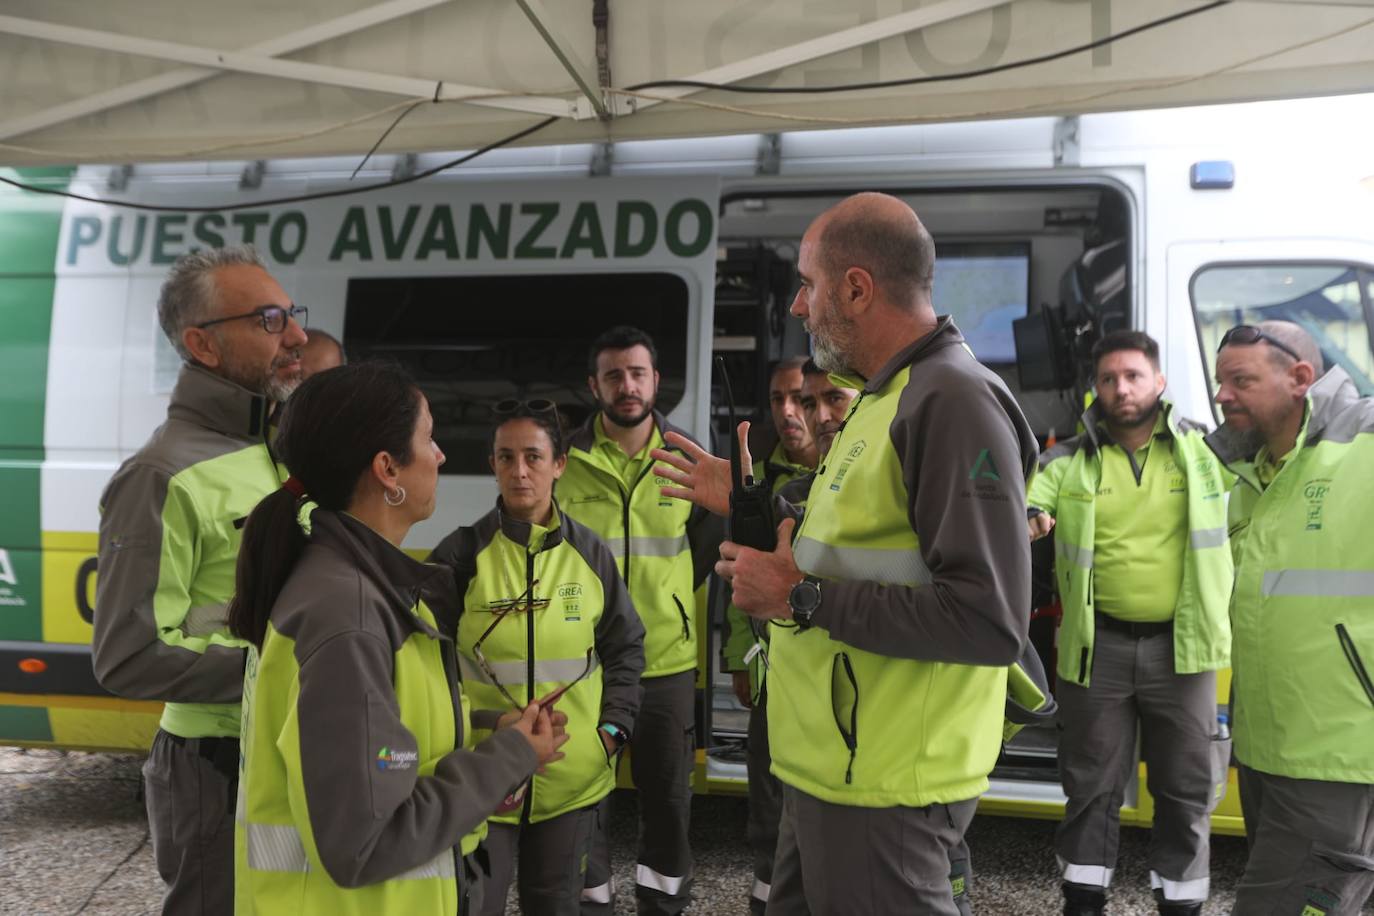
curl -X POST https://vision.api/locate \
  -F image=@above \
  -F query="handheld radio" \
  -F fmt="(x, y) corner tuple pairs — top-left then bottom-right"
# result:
(717, 357), (777, 551)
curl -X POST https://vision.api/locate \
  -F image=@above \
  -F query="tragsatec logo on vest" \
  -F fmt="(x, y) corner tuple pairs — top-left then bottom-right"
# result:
(376, 747), (419, 771)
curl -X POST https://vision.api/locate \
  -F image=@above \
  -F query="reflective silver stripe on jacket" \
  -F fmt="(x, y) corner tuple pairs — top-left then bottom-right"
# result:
(459, 653), (601, 687)
(1055, 541), (1094, 570)
(793, 536), (932, 587)
(245, 822), (455, 878)
(1188, 527), (1227, 550)
(1262, 569), (1374, 598)
(245, 822), (310, 873)
(604, 535), (689, 560)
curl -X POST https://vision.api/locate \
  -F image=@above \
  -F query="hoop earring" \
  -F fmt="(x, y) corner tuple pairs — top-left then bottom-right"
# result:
(384, 486), (407, 507)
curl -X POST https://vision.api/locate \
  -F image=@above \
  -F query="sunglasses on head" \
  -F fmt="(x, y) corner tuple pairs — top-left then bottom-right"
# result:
(1218, 325), (1303, 363)
(493, 398), (558, 417)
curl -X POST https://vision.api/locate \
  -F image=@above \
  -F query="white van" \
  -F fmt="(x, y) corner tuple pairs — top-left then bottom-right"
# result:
(3, 92), (1372, 835)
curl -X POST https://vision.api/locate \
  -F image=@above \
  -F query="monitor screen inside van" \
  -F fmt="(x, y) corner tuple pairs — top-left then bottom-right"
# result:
(932, 242), (1031, 365)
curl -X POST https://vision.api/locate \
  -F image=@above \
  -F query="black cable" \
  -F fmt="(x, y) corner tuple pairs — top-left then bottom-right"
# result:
(0, 115), (559, 213)
(627, 1), (1229, 95)
(73, 826), (150, 913)
(0, 0), (1227, 211)
(349, 98), (429, 180)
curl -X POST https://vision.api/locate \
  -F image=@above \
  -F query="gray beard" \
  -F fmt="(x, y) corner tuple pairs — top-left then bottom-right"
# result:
(811, 334), (854, 376)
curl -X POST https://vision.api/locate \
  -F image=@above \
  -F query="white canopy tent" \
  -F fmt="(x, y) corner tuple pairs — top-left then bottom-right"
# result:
(2, 0), (1373, 168)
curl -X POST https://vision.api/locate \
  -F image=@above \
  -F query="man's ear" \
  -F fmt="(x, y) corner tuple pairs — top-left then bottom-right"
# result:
(843, 267), (876, 314)
(1291, 360), (1318, 394)
(1154, 372), (1168, 398)
(182, 327), (222, 367)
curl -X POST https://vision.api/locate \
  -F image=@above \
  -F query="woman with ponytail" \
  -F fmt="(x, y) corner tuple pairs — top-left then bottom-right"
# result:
(228, 363), (567, 915)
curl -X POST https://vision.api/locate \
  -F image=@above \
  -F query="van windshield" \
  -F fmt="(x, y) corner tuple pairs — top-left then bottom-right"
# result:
(1192, 262), (1374, 404)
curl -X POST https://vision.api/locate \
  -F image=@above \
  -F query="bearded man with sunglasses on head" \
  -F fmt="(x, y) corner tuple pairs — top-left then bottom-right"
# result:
(1207, 320), (1374, 916)
(93, 245), (307, 915)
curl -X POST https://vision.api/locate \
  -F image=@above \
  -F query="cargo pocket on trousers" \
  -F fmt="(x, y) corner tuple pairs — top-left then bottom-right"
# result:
(1206, 732), (1232, 813)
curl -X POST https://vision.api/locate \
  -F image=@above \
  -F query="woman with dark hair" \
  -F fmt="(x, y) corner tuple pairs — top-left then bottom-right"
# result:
(228, 363), (567, 915)
(428, 400), (645, 916)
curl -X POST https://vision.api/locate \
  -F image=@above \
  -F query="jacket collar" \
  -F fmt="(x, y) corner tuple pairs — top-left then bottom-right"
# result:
(1077, 397), (1175, 454)
(168, 363), (272, 440)
(860, 315), (965, 394)
(1205, 367), (1354, 467)
(568, 408), (691, 455)
(308, 509), (456, 637)
(496, 497), (566, 552)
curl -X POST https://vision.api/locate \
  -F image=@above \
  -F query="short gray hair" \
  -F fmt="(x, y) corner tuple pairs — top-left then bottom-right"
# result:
(158, 245), (265, 361)
(1258, 320), (1325, 374)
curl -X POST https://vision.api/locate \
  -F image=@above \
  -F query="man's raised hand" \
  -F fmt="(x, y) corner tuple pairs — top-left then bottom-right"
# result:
(652, 420), (753, 518)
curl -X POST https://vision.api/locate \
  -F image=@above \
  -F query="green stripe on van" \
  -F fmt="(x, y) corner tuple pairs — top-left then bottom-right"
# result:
(0, 167), (71, 643)
(0, 705), (54, 743)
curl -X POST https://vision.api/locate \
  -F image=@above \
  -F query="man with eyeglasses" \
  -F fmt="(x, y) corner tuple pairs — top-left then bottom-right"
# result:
(93, 245), (306, 916)
(1207, 320), (1374, 915)
(1027, 330), (1234, 916)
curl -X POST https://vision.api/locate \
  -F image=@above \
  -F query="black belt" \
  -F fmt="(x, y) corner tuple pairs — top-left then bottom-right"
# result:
(1094, 611), (1172, 639)
(166, 732), (240, 783)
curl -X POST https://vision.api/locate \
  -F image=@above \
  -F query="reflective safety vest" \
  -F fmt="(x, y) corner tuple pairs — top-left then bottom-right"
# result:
(94, 364), (285, 739)
(768, 320), (1037, 808)
(1027, 399), (1233, 686)
(236, 511), (535, 915)
(1208, 367), (1374, 783)
(428, 502), (646, 825)
(560, 411), (711, 678)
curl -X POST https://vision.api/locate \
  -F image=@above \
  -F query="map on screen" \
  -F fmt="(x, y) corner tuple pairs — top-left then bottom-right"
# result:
(932, 245), (1030, 364)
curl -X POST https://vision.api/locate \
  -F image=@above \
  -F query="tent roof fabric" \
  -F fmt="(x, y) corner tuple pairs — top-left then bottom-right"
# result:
(2, 0), (1373, 167)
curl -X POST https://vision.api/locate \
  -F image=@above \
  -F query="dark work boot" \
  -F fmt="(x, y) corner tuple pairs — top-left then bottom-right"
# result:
(1154, 889), (1203, 916)
(1062, 882), (1107, 916)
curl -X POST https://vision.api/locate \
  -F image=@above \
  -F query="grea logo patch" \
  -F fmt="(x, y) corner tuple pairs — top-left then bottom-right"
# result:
(828, 440), (867, 492)
(376, 746), (419, 771)
(558, 583), (583, 622)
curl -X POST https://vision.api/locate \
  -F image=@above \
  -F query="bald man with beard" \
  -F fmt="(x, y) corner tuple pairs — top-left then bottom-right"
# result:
(654, 193), (1037, 915)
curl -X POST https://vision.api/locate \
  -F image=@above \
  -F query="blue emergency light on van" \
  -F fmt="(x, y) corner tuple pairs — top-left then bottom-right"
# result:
(1191, 160), (1235, 189)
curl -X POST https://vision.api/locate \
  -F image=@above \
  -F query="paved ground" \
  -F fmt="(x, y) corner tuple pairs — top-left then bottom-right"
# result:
(2, 746), (1371, 915)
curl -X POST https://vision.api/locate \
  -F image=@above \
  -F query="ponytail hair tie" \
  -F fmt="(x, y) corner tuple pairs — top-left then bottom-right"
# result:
(283, 476), (307, 498)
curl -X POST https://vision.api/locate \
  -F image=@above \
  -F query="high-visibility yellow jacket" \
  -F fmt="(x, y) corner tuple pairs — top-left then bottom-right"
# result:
(428, 501), (645, 824)
(236, 510), (536, 915)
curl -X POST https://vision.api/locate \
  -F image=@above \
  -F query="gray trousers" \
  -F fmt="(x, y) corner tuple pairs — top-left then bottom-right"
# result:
(582, 669), (696, 916)
(1055, 625), (1217, 903)
(143, 728), (237, 916)
(747, 685), (784, 916)
(482, 805), (599, 916)
(766, 783), (977, 916)
(1235, 764), (1374, 915)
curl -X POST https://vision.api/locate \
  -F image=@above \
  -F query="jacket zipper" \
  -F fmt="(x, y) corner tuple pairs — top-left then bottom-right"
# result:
(424, 582), (466, 900)
(1336, 623), (1374, 710)
(831, 652), (859, 785)
(522, 550), (537, 824)
(619, 459), (659, 589)
(672, 594), (690, 641)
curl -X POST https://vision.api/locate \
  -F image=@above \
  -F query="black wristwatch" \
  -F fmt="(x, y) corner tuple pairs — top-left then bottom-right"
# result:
(787, 576), (822, 629)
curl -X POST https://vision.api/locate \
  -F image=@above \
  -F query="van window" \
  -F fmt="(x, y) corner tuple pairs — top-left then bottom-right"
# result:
(1191, 263), (1374, 399)
(343, 273), (690, 475)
